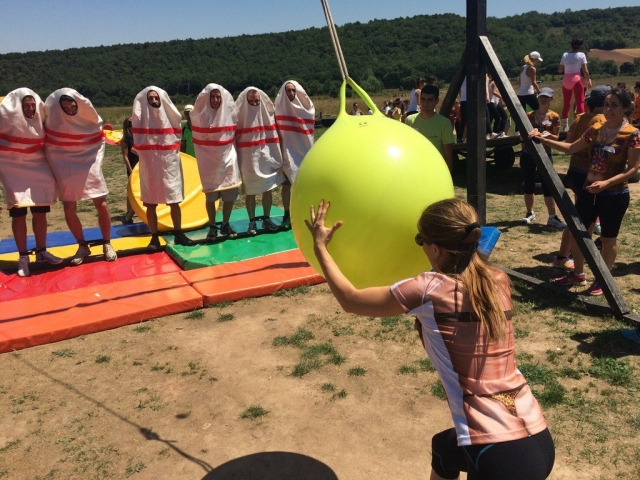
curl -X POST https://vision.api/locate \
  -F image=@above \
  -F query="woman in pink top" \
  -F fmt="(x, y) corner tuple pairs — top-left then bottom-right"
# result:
(307, 198), (555, 480)
(559, 38), (592, 131)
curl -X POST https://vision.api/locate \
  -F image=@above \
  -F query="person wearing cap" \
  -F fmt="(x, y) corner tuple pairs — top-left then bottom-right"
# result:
(517, 51), (542, 112)
(552, 85), (609, 272)
(131, 86), (195, 248)
(275, 80), (315, 230)
(190, 84), (241, 240)
(633, 81), (640, 127)
(44, 88), (117, 265)
(405, 85), (455, 171)
(235, 87), (285, 235)
(558, 37), (592, 132)
(530, 88), (640, 297)
(180, 104), (195, 157)
(520, 87), (566, 230)
(0, 88), (62, 277)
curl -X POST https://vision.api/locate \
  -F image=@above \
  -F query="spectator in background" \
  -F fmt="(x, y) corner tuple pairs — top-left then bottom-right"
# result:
(488, 73), (508, 138)
(44, 89), (117, 264)
(0, 89), (62, 277)
(235, 87), (285, 235)
(350, 102), (363, 116)
(559, 38), (592, 132)
(120, 117), (138, 224)
(180, 104), (195, 157)
(406, 77), (425, 116)
(632, 81), (640, 127)
(457, 77), (467, 143)
(382, 100), (392, 117)
(517, 51), (542, 112)
(405, 85), (455, 171)
(391, 98), (403, 121)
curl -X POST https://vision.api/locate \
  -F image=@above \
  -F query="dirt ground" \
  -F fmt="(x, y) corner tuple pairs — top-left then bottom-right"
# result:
(0, 146), (639, 479)
(588, 48), (640, 67)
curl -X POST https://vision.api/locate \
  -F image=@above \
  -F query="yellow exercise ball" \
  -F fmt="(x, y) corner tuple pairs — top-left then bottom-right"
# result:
(291, 80), (454, 289)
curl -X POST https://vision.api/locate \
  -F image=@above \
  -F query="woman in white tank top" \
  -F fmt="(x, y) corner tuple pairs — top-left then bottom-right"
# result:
(517, 51), (542, 112)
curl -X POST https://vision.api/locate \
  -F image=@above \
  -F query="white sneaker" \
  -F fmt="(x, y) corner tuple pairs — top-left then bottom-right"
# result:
(547, 215), (567, 229)
(103, 243), (117, 262)
(17, 255), (30, 277)
(522, 211), (536, 224)
(490, 132), (500, 139)
(70, 244), (91, 266)
(35, 250), (63, 265)
(498, 132), (507, 138)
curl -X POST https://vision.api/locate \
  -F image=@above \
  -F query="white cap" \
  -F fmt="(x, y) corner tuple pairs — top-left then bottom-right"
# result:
(530, 51), (543, 62)
(184, 104), (194, 112)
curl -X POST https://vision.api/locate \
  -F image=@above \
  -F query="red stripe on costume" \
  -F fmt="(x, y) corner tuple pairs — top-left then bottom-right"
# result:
(0, 143), (44, 154)
(276, 124), (315, 135)
(192, 137), (235, 147)
(0, 132), (44, 145)
(45, 134), (104, 147)
(275, 115), (315, 125)
(45, 127), (103, 140)
(236, 137), (280, 148)
(191, 125), (236, 134)
(131, 127), (182, 135)
(133, 142), (181, 151)
(236, 124), (277, 135)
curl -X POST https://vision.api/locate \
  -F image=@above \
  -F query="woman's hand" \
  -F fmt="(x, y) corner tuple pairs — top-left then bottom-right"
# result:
(305, 200), (343, 250)
(586, 180), (609, 194)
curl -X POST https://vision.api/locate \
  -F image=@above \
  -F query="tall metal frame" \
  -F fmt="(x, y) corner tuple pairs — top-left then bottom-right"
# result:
(439, 0), (639, 325)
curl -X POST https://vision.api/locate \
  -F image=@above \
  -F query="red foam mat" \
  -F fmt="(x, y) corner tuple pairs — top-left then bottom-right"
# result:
(0, 273), (202, 353)
(0, 253), (181, 301)
(181, 249), (325, 305)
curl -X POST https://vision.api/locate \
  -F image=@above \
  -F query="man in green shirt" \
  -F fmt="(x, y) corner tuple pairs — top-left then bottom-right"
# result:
(180, 104), (195, 157)
(405, 85), (455, 171)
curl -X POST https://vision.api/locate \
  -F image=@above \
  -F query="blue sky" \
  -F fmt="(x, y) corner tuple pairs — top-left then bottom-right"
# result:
(1, 0), (637, 54)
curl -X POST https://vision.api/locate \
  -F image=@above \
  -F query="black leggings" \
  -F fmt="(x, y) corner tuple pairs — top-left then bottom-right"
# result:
(520, 150), (553, 197)
(432, 428), (555, 480)
(487, 103), (507, 133)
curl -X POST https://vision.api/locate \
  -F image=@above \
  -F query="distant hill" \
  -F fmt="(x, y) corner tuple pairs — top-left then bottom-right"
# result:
(1, 6), (639, 106)
(589, 48), (640, 66)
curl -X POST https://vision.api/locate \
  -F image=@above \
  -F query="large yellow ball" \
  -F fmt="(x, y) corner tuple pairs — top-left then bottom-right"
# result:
(291, 112), (454, 289)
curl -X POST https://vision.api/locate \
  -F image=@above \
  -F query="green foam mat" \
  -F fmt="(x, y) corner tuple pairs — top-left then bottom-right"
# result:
(165, 207), (298, 270)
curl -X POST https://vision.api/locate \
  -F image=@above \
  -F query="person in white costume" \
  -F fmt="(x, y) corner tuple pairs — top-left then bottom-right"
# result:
(235, 87), (285, 235)
(190, 84), (242, 241)
(0, 88), (62, 277)
(131, 86), (194, 248)
(274, 80), (315, 230)
(44, 88), (116, 264)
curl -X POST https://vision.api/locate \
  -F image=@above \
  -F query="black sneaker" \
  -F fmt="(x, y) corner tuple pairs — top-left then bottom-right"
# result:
(206, 225), (218, 241)
(220, 222), (238, 238)
(174, 231), (195, 246)
(148, 235), (161, 251)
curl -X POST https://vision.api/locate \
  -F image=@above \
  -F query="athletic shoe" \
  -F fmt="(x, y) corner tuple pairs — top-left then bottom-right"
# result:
(497, 132), (507, 138)
(220, 222), (237, 238)
(621, 328), (640, 345)
(547, 215), (567, 229)
(262, 217), (279, 231)
(148, 235), (161, 251)
(522, 211), (536, 224)
(17, 255), (30, 277)
(247, 221), (257, 236)
(489, 132), (500, 139)
(586, 281), (603, 296)
(121, 216), (134, 225)
(174, 231), (195, 246)
(36, 250), (63, 265)
(70, 244), (91, 266)
(103, 243), (117, 262)
(593, 222), (601, 236)
(553, 255), (575, 271)
(281, 218), (291, 230)
(554, 272), (586, 286)
(206, 225), (218, 241)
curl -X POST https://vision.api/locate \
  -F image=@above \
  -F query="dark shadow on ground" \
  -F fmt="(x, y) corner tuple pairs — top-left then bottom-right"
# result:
(571, 329), (640, 359)
(201, 452), (338, 480)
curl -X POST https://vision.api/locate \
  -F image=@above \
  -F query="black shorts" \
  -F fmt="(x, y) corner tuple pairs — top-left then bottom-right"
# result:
(563, 168), (587, 194)
(432, 427), (555, 480)
(9, 206), (50, 218)
(575, 189), (630, 238)
(517, 94), (539, 112)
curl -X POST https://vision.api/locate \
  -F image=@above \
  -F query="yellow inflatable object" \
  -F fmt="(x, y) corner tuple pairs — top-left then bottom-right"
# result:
(128, 152), (209, 232)
(291, 79), (454, 289)
(104, 128), (124, 145)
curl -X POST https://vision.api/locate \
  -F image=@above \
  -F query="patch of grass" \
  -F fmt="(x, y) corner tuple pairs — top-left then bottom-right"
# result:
(518, 362), (566, 407)
(209, 300), (233, 308)
(559, 366), (582, 379)
(218, 313), (234, 322)
(272, 285), (310, 297)
(321, 383), (336, 392)
(588, 357), (634, 386)
(327, 353), (346, 365)
(240, 405), (269, 419)
(181, 362), (200, 376)
(399, 364), (418, 375)
(348, 367), (366, 377)
(132, 360), (143, 366)
(95, 355), (111, 364)
(331, 389), (348, 401)
(332, 325), (354, 336)
(158, 447), (169, 456)
(430, 380), (447, 401)
(514, 327), (530, 339)
(134, 388), (148, 394)
(272, 327), (314, 348)
(133, 324), (152, 333)
(185, 310), (205, 320)
(417, 358), (436, 372)
(125, 460), (145, 477)
(51, 348), (75, 358)
(0, 439), (20, 452)
(292, 358), (323, 377)
(302, 342), (337, 359)
(150, 363), (166, 372)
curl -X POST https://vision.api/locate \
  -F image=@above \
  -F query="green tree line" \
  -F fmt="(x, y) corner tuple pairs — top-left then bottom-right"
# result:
(1, 6), (639, 107)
